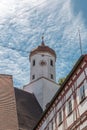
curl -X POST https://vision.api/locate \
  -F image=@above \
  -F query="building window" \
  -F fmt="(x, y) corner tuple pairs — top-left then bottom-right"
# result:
(68, 99), (72, 115)
(80, 85), (85, 102)
(50, 59), (53, 66)
(33, 60), (35, 66)
(51, 74), (53, 79)
(32, 75), (35, 80)
(59, 110), (62, 125)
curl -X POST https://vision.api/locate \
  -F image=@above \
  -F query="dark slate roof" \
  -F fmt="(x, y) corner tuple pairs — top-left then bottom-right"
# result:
(14, 88), (43, 130)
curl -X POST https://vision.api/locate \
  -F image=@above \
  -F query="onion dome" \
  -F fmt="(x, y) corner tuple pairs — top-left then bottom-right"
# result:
(29, 37), (56, 61)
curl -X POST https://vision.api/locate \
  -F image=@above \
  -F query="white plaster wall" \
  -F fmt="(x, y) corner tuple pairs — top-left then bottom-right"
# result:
(24, 79), (43, 108)
(80, 120), (87, 130)
(67, 114), (73, 127)
(46, 114), (50, 125)
(66, 89), (72, 100)
(50, 110), (55, 120)
(42, 78), (59, 110)
(58, 123), (63, 130)
(42, 108), (58, 130)
(77, 71), (85, 86)
(30, 52), (56, 82)
(85, 67), (87, 75)
(24, 77), (59, 110)
(79, 98), (87, 115)
(40, 121), (47, 130)
(56, 100), (62, 110)
(53, 118), (56, 129)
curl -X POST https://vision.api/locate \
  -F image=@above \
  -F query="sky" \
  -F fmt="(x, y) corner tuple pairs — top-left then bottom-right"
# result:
(0, 0), (87, 88)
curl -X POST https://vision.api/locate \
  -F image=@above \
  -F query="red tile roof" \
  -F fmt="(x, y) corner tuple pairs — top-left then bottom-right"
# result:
(29, 43), (56, 61)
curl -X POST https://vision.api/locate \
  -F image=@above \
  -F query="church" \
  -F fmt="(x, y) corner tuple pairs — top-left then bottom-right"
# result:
(0, 37), (87, 130)
(23, 36), (60, 110)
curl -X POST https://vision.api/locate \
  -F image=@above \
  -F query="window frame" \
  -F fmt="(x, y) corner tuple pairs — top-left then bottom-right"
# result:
(68, 99), (72, 116)
(80, 85), (85, 103)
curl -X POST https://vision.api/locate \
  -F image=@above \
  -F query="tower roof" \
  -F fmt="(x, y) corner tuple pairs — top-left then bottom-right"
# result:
(29, 38), (56, 60)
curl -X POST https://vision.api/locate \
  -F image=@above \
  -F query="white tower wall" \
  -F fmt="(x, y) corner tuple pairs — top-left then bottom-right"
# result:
(30, 52), (56, 82)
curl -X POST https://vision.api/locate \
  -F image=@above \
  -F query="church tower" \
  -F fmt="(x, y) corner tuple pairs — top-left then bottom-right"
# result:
(30, 36), (56, 82)
(24, 37), (59, 110)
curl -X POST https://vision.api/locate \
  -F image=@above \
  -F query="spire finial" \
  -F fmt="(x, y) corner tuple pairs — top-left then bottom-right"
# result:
(41, 33), (45, 46)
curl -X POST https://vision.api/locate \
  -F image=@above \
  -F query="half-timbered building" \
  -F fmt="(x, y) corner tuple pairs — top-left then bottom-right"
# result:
(33, 55), (87, 130)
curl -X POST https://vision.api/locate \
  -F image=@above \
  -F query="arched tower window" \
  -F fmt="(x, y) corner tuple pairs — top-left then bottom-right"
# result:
(32, 75), (35, 80)
(50, 59), (53, 66)
(51, 74), (54, 79)
(33, 59), (35, 66)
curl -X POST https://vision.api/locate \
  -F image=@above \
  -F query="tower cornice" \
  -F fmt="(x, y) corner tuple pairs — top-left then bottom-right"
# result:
(29, 44), (56, 61)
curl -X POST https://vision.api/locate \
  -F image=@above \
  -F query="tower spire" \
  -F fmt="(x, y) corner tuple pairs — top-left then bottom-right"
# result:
(41, 33), (45, 46)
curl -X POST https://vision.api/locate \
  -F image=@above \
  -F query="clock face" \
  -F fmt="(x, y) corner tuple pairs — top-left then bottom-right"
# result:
(40, 60), (47, 66)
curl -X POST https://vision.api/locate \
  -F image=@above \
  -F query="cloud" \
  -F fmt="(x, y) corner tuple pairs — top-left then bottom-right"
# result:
(71, 0), (87, 25)
(0, 0), (87, 87)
